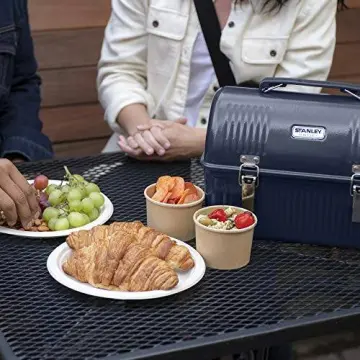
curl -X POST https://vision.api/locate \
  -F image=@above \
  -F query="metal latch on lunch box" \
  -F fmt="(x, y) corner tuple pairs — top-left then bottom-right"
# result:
(239, 155), (260, 212)
(351, 164), (360, 223)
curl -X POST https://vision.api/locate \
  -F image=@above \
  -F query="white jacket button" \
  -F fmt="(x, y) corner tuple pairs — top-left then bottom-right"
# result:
(152, 20), (159, 27)
(270, 50), (277, 57)
(228, 21), (235, 28)
(200, 118), (207, 125)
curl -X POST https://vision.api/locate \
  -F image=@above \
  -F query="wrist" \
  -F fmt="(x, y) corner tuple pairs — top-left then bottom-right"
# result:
(193, 128), (206, 157)
(117, 104), (152, 136)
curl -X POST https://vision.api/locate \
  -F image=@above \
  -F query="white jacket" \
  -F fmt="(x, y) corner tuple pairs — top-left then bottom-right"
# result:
(97, 0), (337, 138)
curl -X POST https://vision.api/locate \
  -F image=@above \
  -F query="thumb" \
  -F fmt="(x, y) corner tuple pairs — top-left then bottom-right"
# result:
(175, 117), (188, 125)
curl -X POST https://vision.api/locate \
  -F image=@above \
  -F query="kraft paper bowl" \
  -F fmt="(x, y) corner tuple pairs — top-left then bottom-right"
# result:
(144, 183), (205, 241)
(193, 206), (257, 270)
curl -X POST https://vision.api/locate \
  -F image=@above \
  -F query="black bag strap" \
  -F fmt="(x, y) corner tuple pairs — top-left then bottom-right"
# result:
(193, 0), (237, 87)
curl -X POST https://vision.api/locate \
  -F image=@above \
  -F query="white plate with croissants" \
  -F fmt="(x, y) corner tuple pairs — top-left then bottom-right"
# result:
(47, 221), (206, 300)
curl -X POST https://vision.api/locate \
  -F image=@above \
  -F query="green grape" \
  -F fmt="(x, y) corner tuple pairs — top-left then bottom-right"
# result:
(88, 208), (100, 222)
(85, 183), (101, 195)
(69, 200), (82, 212)
(68, 212), (85, 228)
(54, 217), (70, 231)
(67, 188), (82, 202)
(61, 185), (70, 193)
(48, 218), (58, 231)
(79, 186), (87, 199)
(81, 197), (94, 214)
(42, 207), (60, 222)
(82, 213), (90, 225)
(48, 189), (63, 206)
(45, 184), (57, 195)
(73, 174), (85, 182)
(89, 192), (105, 209)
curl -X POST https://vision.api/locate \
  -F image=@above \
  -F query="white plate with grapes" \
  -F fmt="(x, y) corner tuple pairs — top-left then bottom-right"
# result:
(0, 167), (114, 238)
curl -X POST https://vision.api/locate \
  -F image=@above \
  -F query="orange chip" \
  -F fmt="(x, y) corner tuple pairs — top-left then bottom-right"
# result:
(184, 182), (198, 195)
(183, 193), (199, 204)
(177, 189), (191, 204)
(169, 177), (185, 201)
(163, 192), (172, 203)
(156, 176), (175, 192)
(152, 187), (168, 202)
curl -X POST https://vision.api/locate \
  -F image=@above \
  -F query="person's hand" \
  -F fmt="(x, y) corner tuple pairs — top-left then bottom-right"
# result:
(120, 120), (206, 161)
(118, 118), (187, 157)
(0, 159), (40, 229)
(120, 118), (186, 157)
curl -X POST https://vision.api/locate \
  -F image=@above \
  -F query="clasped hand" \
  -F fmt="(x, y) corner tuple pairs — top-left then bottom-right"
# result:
(118, 118), (203, 161)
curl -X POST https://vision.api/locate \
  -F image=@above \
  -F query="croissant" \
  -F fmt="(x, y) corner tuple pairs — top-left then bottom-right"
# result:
(63, 230), (179, 292)
(66, 221), (195, 271)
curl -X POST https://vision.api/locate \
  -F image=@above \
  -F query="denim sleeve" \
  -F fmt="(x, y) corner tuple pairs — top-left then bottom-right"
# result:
(0, 0), (53, 161)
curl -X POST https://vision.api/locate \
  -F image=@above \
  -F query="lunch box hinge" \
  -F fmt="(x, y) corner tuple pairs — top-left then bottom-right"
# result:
(351, 164), (360, 223)
(238, 155), (260, 212)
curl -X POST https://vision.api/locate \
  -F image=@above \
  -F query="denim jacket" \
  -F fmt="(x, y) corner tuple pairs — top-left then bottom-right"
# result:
(0, 0), (53, 161)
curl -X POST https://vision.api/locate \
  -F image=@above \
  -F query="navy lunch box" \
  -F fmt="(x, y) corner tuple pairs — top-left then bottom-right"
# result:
(202, 77), (360, 249)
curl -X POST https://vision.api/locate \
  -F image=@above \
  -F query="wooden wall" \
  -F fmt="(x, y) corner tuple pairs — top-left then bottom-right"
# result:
(28, 0), (360, 158)
(29, 0), (112, 158)
(326, 0), (360, 92)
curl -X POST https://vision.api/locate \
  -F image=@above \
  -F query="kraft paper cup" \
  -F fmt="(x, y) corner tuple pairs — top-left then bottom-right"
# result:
(193, 205), (257, 270)
(144, 183), (205, 241)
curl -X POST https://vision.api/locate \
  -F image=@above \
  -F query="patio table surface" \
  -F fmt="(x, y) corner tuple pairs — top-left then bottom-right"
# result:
(1, 153), (360, 360)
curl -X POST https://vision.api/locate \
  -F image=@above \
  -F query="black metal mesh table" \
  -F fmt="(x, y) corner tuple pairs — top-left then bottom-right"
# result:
(1, 153), (360, 360)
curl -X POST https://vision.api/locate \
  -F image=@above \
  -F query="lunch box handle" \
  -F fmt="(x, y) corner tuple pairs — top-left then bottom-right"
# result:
(260, 77), (360, 100)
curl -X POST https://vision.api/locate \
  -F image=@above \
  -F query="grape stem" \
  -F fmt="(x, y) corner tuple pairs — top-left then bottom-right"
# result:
(64, 166), (72, 179)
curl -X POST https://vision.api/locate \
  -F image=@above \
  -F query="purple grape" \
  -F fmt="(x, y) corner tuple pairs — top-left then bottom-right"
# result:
(39, 192), (48, 202)
(38, 192), (50, 213)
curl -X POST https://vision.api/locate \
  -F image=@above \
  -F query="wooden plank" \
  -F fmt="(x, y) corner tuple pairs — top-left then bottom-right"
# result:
(328, 74), (360, 83)
(330, 42), (360, 78)
(345, 0), (360, 9)
(33, 28), (104, 70)
(53, 138), (109, 158)
(322, 74), (360, 94)
(41, 104), (111, 143)
(336, 9), (360, 43)
(40, 66), (97, 107)
(28, 0), (111, 31)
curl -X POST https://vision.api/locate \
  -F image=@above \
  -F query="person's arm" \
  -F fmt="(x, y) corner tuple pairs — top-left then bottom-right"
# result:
(0, 2), (53, 161)
(274, 0), (337, 93)
(97, 0), (155, 135)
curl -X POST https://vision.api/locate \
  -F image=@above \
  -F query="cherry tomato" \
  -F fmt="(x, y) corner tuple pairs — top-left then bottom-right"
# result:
(234, 212), (255, 229)
(208, 209), (227, 222)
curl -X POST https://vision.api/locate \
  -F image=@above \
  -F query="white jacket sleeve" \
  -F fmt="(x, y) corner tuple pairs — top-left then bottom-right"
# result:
(97, 0), (154, 133)
(274, 0), (337, 94)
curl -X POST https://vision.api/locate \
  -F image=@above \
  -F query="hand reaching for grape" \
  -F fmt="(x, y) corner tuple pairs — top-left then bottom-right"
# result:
(0, 159), (40, 229)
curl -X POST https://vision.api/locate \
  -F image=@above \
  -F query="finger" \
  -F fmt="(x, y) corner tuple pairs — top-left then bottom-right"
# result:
(137, 123), (165, 131)
(1, 178), (33, 229)
(118, 142), (142, 157)
(118, 137), (142, 157)
(150, 126), (171, 149)
(9, 167), (40, 218)
(175, 117), (188, 125)
(133, 133), (154, 155)
(142, 130), (166, 156)
(0, 187), (17, 226)
(127, 136), (139, 149)
(118, 137), (142, 156)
